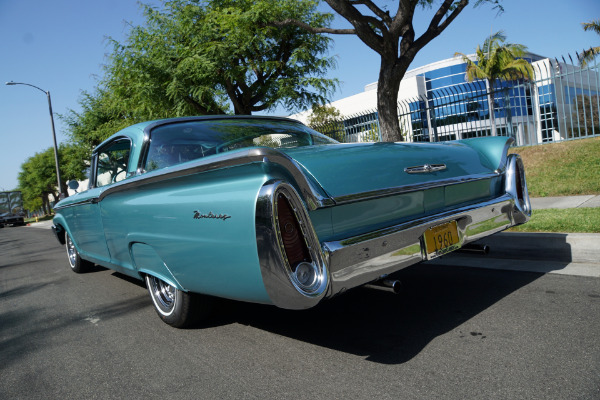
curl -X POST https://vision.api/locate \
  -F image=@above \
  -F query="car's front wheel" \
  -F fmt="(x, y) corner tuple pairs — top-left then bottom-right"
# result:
(66, 234), (93, 273)
(145, 275), (212, 328)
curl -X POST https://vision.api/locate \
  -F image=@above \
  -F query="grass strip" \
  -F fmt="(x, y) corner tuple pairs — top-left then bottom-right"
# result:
(508, 208), (600, 233)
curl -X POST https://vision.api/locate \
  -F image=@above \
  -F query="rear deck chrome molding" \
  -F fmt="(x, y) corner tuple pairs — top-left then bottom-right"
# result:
(331, 172), (500, 205)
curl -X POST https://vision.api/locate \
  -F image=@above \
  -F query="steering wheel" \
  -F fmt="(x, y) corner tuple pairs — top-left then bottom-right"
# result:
(112, 169), (127, 183)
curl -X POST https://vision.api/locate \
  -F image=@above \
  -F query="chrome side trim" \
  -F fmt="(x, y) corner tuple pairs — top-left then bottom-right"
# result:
(93, 147), (334, 210)
(53, 198), (97, 211)
(332, 172), (500, 205)
(255, 181), (329, 309)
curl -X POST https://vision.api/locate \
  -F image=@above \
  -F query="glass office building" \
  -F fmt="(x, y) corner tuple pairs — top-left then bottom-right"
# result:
(292, 53), (600, 146)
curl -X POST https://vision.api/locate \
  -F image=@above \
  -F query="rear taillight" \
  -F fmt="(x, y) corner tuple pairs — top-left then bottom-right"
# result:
(273, 185), (325, 294)
(277, 193), (311, 269)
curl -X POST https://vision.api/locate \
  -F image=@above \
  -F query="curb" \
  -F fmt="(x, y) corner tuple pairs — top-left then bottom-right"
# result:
(425, 232), (600, 277)
(469, 232), (600, 264)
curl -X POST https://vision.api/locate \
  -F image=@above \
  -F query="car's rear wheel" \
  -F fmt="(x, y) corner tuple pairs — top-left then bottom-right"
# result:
(66, 233), (92, 273)
(145, 275), (212, 328)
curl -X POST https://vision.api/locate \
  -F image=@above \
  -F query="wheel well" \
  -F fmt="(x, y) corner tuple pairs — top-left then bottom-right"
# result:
(53, 224), (67, 245)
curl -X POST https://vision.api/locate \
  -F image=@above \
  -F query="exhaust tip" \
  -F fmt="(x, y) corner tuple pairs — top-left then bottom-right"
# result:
(364, 279), (402, 294)
(457, 244), (490, 255)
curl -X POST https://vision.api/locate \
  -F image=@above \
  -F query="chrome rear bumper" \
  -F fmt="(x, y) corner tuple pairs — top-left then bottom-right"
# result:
(322, 193), (528, 297)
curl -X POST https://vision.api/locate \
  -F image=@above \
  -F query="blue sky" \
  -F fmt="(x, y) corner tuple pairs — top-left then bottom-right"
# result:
(1, 0), (598, 191)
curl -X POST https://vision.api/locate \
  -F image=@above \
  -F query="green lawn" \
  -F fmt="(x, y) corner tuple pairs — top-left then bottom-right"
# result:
(508, 137), (600, 233)
(508, 208), (600, 233)
(511, 136), (600, 197)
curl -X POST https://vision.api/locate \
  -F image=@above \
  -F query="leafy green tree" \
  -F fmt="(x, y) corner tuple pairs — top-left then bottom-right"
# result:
(59, 88), (133, 186)
(19, 148), (60, 214)
(306, 104), (346, 141)
(104, 0), (337, 117)
(455, 30), (533, 135)
(580, 19), (600, 67)
(18, 144), (89, 214)
(60, 89), (132, 155)
(274, 0), (504, 142)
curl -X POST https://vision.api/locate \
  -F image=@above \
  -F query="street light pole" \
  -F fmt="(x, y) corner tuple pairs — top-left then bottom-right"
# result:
(5, 81), (66, 200)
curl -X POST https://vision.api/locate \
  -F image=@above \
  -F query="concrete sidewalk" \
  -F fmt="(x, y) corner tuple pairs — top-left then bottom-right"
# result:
(428, 195), (600, 277)
(531, 194), (600, 209)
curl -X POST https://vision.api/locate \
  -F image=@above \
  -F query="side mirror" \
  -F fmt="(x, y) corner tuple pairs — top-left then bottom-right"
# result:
(67, 180), (80, 191)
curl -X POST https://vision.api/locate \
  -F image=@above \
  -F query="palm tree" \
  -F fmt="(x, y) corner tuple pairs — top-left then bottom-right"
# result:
(455, 31), (533, 136)
(580, 20), (600, 67)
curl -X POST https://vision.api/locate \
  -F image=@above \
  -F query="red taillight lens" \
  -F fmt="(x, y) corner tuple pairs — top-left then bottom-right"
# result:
(277, 193), (311, 269)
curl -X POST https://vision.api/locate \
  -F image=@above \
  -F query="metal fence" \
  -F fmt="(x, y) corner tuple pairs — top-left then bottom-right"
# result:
(311, 54), (600, 147)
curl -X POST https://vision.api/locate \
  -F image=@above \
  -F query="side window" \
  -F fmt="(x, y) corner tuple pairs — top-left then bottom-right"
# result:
(95, 139), (132, 188)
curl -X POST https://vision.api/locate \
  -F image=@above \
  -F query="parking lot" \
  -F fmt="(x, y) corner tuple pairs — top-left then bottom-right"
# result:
(1, 225), (599, 399)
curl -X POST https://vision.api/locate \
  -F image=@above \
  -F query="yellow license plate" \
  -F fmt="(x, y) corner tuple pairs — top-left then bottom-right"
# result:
(423, 220), (460, 257)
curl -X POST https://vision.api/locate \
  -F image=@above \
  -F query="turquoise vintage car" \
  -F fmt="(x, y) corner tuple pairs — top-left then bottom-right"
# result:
(52, 116), (531, 327)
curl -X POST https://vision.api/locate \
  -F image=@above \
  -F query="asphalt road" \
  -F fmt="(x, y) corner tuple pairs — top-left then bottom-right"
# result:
(1, 226), (599, 399)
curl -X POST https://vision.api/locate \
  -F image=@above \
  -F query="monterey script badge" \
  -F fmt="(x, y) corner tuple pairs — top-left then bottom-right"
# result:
(193, 211), (231, 221)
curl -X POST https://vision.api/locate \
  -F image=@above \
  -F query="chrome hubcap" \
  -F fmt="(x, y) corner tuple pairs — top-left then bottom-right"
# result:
(148, 276), (176, 314)
(66, 235), (77, 268)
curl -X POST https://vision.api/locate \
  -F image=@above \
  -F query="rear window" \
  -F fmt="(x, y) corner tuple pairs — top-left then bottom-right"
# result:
(144, 118), (336, 172)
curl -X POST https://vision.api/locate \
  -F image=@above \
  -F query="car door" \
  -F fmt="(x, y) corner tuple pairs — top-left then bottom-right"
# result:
(73, 137), (132, 265)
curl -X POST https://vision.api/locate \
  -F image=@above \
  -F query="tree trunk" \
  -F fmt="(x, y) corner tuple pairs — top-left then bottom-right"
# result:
(41, 195), (50, 215)
(60, 181), (69, 199)
(377, 59), (404, 142)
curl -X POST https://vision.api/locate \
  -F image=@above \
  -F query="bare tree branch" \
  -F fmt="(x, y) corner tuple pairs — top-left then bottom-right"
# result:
(271, 19), (355, 35)
(349, 0), (392, 26)
(412, 0), (469, 54)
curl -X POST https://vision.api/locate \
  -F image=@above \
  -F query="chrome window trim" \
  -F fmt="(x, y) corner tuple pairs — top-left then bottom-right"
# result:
(136, 129), (151, 174)
(136, 116), (336, 176)
(91, 135), (134, 189)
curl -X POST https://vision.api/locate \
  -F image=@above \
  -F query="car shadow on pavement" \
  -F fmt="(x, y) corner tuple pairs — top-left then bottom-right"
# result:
(209, 263), (543, 364)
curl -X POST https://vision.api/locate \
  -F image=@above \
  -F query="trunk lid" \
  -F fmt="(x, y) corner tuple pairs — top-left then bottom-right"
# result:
(280, 141), (499, 199)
